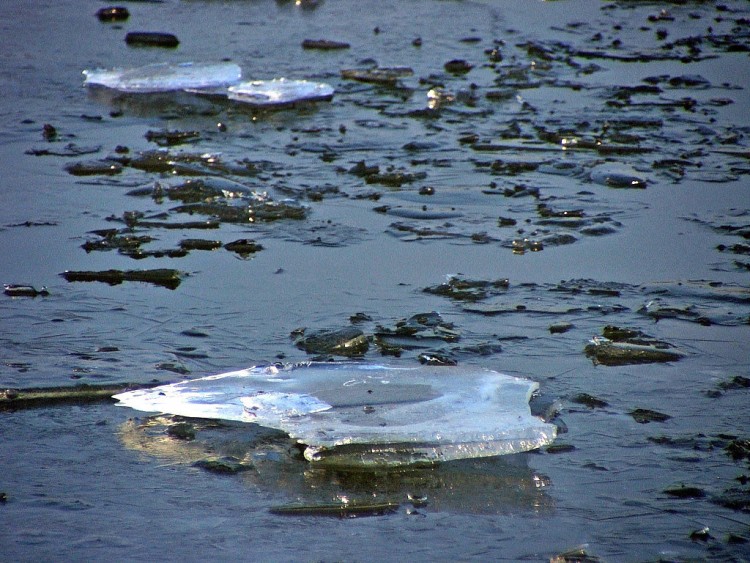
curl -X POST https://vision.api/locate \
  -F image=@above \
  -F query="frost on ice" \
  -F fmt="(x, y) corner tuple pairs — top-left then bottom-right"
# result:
(114, 363), (556, 468)
(82, 61), (243, 93)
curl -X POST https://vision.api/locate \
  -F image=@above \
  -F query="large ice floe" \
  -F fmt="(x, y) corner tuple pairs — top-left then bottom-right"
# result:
(82, 61), (243, 93)
(114, 363), (556, 468)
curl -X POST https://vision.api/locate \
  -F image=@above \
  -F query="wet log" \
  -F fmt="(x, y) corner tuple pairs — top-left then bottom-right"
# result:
(60, 268), (182, 289)
(269, 501), (399, 517)
(0, 382), (160, 410)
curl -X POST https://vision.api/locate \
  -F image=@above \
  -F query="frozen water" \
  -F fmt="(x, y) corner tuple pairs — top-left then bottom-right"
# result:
(243, 391), (332, 423)
(82, 61), (242, 93)
(114, 363), (556, 467)
(227, 79), (334, 107)
(82, 65), (334, 107)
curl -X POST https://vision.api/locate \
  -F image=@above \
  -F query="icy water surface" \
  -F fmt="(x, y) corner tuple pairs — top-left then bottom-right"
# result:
(1, 0), (749, 561)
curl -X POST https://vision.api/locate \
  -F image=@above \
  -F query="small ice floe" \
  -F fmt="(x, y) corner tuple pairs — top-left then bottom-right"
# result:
(82, 61), (242, 93)
(589, 164), (648, 189)
(227, 79), (334, 107)
(114, 363), (556, 468)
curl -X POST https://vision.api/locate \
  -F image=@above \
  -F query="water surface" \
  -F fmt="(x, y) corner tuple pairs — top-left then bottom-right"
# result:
(1, 1), (749, 560)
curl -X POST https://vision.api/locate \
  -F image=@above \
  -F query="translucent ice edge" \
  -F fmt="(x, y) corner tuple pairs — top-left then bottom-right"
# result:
(82, 61), (243, 93)
(114, 363), (557, 467)
(227, 79), (335, 106)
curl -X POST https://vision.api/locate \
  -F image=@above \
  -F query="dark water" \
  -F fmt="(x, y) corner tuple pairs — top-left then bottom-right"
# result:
(1, 1), (749, 560)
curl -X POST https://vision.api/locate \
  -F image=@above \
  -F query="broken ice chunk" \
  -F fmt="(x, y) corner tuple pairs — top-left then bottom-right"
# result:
(82, 61), (242, 93)
(227, 79), (334, 107)
(114, 363), (556, 468)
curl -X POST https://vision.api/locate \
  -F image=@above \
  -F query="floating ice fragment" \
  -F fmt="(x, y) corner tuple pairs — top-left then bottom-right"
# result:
(589, 164), (647, 189)
(227, 79), (334, 107)
(114, 363), (556, 467)
(82, 61), (242, 93)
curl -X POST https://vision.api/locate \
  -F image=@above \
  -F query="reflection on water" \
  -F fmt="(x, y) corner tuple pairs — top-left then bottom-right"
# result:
(120, 414), (553, 515)
(85, 86), (229, 119)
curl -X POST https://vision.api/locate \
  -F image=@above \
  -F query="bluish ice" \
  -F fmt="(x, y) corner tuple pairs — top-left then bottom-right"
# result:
(227, 78), (334, 107)
(82, 61), (243, 93)
(82, 63), (334, 108)
(114, 363), (557, 467)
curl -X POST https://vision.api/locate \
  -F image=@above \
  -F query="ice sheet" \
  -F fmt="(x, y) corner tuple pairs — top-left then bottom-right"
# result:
(227, 79), (334, 107)
(114, 363), (556, 467)
(82, 61), (242, 93)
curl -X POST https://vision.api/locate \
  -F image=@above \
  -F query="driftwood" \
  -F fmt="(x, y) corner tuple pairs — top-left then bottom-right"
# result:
(269, 501), (400, 518)
(0, 382), (160, 410)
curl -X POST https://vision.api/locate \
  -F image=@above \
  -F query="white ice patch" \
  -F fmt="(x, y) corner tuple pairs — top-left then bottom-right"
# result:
(227, 79), (334, 107)
(82, 61), (242, 93)
(241, 391), (332, 421)
(114, 363), (556, 467)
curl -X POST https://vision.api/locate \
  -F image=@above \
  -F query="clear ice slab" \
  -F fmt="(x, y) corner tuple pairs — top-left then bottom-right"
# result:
(82, 61), (242, 93)
(227, 79), (334, 107)
(114, 363), (556, 468)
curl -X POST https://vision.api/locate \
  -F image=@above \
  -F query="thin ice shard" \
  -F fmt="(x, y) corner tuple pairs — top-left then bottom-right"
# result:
(114, 363), (556, 467)
(82, 61), (243, 93)
(227, 79), (334, 107)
